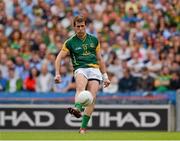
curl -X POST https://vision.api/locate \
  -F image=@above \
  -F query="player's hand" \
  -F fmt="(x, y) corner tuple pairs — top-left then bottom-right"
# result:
(103, 79), (111, 88)
(54, 74), (61, 83)
(102, 73), (110, 88)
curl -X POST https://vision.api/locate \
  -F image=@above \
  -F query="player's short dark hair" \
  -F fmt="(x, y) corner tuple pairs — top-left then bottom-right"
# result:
(73, 15), (86, 26)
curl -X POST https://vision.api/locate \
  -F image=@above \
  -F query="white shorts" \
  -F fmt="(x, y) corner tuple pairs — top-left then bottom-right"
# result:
(74, 68), (103, 82)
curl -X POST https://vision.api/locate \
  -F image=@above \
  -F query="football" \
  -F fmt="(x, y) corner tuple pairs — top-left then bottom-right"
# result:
(76, 90), (93, 106)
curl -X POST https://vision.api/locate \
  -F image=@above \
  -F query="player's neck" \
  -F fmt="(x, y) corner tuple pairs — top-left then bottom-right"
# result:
(77, 33), (87, 40)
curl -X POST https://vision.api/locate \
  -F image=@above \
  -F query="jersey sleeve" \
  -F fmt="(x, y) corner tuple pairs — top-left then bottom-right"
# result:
(62, 40), (70, 53)
(96, 42), (100, 53)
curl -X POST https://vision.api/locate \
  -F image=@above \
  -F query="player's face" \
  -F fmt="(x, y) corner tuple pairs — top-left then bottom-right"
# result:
(74, 22), (86, 38)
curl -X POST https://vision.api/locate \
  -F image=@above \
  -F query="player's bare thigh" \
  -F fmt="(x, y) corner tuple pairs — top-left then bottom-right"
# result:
(75, 73), (88, 100)
(87, 80), (100, 99)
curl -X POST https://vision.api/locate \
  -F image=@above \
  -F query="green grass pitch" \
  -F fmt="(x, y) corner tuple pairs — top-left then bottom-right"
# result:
(0, 131), (180, 140)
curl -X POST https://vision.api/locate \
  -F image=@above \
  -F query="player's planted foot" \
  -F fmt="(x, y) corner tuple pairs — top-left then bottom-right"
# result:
(67, 107), (82, 118)
(79, 128), (87, 134)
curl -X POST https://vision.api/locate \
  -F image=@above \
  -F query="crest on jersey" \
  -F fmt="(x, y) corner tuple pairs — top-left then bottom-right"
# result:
(90, 43), (95, 48)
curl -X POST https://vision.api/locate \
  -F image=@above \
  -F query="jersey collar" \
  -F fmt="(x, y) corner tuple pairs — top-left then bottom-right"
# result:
(76, 33), (87, 42)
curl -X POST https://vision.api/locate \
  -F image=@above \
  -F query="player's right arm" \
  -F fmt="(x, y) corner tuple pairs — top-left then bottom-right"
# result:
(96, 42), (110, 88)
(54, 42), (69, 83)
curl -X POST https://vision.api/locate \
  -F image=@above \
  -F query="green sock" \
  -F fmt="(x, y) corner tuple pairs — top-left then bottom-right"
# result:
(81, 115), (90, 129)
(75, 102), (83, 111)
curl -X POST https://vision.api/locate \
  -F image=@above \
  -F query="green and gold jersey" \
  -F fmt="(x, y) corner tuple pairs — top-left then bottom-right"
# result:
(62, 33), (100, 70)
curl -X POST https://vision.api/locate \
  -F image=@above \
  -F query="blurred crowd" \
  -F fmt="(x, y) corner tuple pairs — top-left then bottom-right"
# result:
(0, 0), (180, 93)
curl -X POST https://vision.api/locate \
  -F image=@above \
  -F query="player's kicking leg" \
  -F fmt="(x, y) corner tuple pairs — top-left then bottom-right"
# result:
(68, 73), (88, 118)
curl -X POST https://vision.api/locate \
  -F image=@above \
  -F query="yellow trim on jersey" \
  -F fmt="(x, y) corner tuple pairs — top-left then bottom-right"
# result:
(96, 42), (100, 53)
(62, 40), (69, 52)
(88, 64), (99, 68)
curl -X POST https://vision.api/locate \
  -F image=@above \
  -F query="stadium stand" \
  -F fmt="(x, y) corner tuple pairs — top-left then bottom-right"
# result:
(0, 0), (179, 104)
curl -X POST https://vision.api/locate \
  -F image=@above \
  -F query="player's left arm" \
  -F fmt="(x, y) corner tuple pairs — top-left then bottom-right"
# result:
(96, 43), (110, 88)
